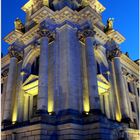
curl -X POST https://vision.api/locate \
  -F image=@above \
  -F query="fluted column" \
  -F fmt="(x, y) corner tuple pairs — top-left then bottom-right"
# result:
(83, 29), (100, 112)
(37, 27), (53, 114)
(3, 47), (22, 124)
(107, 48), (130, 122)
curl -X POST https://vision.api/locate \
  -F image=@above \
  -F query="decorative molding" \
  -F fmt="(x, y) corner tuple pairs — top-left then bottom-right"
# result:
(8, 46), (23, 61)
(83, 29), (96, 38)
(1, 69), (9, 78)
(106, 48), (122, 61)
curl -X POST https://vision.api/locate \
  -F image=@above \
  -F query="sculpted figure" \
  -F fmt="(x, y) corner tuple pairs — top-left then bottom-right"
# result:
(104, 18), (114, 33)
(14, 18), (25, 32)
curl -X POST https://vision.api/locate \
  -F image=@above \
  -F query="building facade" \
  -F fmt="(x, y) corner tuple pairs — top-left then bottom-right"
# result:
(1, 0), (140, 139)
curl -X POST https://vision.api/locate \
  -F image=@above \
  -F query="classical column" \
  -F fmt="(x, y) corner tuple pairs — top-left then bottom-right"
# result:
(108, 63), (116, 120)
(83, 29), (100, 112)
(104, 93), (111, 118)
(17, 71), (26, 122)
(107, 48), (130, 122)
(3, 47), (22, 124)
(37, 28), (51, 114)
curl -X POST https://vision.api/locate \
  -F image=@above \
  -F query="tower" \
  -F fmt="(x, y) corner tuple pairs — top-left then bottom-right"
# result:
(1, 0), (140, 140)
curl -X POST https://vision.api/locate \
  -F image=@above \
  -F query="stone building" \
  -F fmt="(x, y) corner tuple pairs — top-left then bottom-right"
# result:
(1, 0), (140, 139)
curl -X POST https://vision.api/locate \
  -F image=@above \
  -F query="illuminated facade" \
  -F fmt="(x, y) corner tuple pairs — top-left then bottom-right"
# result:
(1, 0), (140, 139)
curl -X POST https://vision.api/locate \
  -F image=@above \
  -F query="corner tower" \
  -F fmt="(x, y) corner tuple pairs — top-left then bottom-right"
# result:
(1, 0), (139, 140)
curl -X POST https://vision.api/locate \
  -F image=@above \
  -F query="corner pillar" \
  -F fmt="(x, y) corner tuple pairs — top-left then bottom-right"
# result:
(37, 27), (53, 114)
(83, 29), (100, 113)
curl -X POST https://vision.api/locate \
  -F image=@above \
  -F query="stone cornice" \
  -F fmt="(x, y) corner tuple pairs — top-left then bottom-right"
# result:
(30, 6), (101, 24)
(120, 54), (139, 76)
(4, 30), (24, 45)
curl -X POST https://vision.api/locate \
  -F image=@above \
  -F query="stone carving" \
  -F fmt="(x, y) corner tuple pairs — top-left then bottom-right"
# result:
(14, 18), (25, 33)
(78, 28), (96, 42)
(1, 69), (9, 78)
(83, 29), (96, 38)
(104, 18), (114, 33)
(106, 47), (122, 61)
(37, 26), (55, 42)
(8, 46), (23, 61)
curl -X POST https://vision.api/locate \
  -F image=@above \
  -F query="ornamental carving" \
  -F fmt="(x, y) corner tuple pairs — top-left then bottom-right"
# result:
(8, 46), (23, 61)
(78, 29), (96, 43)
(37, 27), (55, 42)
(83, 29), (96, 38)
(106, 48), (122, 61)
(1, 69), (9, 78)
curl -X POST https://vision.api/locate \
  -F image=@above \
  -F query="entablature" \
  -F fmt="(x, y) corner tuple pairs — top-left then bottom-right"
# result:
(120, 54), (139, 77)
(30, 6), (102, 24)
(4, 30), (23, 45)
(105, 30), (125, 44)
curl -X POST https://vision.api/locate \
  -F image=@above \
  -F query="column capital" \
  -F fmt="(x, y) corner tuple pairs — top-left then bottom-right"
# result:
(37, 27), (55, 42)
(83, 29), (96, 38)
(78, 28), (96, 43)
(107, 48), (122, 61)
(8, 46), (23, 61)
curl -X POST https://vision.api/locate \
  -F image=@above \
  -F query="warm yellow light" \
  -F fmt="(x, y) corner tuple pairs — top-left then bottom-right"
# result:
(22, 0), (34, 12)
(116, 112), (121, 122)
(83, 97), (90, 113)
(22, 80), (38, 95)
(12, 108), (17, 124)
(48, 99), (54, 113)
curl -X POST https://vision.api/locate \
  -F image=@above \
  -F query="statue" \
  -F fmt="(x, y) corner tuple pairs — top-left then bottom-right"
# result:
(14, 18), (25, 33)
(104, 18), (114, 33)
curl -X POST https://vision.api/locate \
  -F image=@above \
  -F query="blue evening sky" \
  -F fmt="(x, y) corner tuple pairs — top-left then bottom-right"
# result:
(1, 0), (139, 60)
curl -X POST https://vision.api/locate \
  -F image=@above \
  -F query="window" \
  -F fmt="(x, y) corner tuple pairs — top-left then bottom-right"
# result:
(33, 95), (37, 116)
(96, 62), (101, 74)
(127, 82), (132, 93)
(137, 88), (139, 96)
(31, 56), (40, 75)
(131, 102), (135, 112)
(1, 83), (3, 94)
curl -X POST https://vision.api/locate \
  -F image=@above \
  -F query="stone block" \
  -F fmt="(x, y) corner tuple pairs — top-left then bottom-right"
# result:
(28, 136), (35, 140)
(31, 130), (41, 135)
(25, 131), (32, 137)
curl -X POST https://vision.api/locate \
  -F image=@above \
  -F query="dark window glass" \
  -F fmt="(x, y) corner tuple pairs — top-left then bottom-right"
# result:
(96, 62), (101, 74)
(33, 95), (37, 116)
(1, 83), (3, 94)
(31, 56), (40, 75)
(131, 102), (135, 112)
(137, 88), (139, 96)
(127, 82), (132, 93)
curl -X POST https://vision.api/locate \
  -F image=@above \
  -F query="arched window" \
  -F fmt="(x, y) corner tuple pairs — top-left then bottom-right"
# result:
(31, 56), (40, 75)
